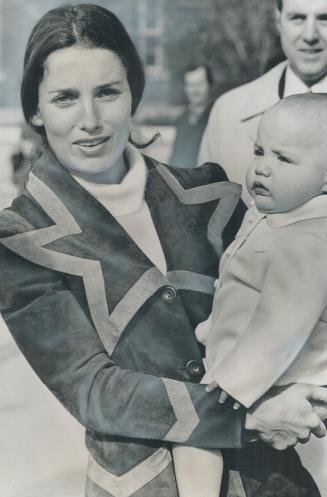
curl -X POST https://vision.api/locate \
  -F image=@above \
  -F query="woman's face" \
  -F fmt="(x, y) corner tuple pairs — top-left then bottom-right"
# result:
(32, 46), (132, 182)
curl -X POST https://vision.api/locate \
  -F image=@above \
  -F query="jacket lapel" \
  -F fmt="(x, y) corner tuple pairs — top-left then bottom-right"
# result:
(240, 62), (287, 141)
(144, 157), (241, 272)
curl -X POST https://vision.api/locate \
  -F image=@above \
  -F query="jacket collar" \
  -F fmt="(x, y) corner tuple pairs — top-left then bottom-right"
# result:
(240, 61), (287, 124)
(28, 146), (240, 263)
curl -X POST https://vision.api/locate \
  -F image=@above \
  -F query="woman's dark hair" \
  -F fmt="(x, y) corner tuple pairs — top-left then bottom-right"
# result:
(21, 4), (146, 134)
(276, 0), (282, 11)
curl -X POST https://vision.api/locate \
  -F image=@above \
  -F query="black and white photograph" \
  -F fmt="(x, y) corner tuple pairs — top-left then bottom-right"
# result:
(1, 1), (327, 496)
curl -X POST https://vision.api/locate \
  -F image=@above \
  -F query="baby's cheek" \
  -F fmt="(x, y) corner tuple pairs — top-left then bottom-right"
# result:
(245, 167), (255, 196)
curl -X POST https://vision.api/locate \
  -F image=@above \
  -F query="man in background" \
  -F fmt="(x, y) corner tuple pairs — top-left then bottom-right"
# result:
(199, 0), (327, 205)
(171, 64), (213, 168)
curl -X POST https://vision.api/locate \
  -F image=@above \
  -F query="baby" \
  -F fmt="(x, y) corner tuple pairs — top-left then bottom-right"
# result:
(173, 93), (327, 497)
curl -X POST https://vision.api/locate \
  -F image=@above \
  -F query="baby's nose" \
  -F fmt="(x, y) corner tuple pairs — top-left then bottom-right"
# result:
(255, 161), (271, 177)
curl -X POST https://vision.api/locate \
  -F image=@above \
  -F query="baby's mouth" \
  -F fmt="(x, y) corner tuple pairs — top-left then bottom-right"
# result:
(253, 182), (270, 196)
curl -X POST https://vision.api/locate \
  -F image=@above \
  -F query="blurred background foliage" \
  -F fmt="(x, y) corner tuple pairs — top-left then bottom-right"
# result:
(0, 0), (284, 123)
(164, 0), (284, 104)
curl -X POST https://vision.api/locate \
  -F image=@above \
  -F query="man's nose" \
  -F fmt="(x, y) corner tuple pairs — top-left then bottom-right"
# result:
(302, 18), (320, 44)
(78, 99), (101, 132)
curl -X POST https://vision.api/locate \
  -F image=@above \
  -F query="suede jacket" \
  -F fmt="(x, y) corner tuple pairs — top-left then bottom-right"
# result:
(0, 149), (248, 497)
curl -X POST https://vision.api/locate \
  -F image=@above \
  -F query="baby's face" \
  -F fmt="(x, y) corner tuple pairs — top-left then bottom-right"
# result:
(246, 108), (327, 214)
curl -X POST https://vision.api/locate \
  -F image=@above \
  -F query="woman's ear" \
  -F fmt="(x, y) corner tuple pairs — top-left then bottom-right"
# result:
(30, 109), (43, 127)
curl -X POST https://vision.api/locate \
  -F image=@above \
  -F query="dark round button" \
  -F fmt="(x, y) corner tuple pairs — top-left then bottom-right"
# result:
(186, 360), (204, 378)
(160, 286), (177, 304)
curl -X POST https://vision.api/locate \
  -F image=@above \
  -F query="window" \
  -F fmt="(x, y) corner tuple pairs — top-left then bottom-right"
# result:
(130, 0), (165, 77)
(0, 0), (4, 82)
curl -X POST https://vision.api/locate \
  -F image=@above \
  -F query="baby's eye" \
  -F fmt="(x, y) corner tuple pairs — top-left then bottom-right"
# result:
(254, 146), (264, 156)
(277, 154), (291, 164)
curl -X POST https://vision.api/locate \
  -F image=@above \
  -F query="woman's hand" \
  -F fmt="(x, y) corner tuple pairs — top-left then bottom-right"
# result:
(244, 383), (327, 450)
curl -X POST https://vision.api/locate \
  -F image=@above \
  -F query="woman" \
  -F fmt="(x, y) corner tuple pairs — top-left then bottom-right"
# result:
(0, 4), (324, 497)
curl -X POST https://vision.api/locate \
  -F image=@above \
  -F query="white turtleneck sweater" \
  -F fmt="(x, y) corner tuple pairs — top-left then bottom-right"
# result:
(73, 144), (167, 274)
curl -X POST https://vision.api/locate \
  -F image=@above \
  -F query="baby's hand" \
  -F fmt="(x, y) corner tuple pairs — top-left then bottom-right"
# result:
(205, 383), (241, 410)
(205, 381), (219, 393)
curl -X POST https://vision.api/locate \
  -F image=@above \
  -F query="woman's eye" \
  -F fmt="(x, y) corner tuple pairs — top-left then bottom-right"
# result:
(97, 88), (120, 99)
(52, 94), (75, 106)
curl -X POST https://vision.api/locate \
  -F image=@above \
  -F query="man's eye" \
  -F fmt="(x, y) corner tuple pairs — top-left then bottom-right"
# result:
(288, 14), (306, 23)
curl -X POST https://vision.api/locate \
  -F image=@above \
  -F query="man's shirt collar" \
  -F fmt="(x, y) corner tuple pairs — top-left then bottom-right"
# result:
(284, 65), (327, 97)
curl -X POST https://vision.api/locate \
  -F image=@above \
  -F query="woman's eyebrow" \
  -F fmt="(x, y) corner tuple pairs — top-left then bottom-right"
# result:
(47, 81), (123, 94)
(95, 81), (122, 90)
(47, 87), (77, 94)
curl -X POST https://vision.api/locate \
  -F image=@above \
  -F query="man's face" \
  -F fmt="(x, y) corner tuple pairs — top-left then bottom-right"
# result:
(277, 0), (327, 85)
(184, 67), (210, 107)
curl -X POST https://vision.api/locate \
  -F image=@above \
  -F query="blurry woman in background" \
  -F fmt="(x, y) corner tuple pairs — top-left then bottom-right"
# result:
(0, 4), (324, 497)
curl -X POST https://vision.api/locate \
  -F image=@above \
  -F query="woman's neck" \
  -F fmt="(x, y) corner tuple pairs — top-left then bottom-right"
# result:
(71, 153), (128, 185)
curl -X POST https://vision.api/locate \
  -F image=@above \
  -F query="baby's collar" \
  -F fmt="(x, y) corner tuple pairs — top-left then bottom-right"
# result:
(248, 196), (327, 228)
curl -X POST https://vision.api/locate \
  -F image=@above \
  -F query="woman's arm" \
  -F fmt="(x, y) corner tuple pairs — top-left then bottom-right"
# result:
(0, 242), (244, 450)
(2, 234), (325, 451)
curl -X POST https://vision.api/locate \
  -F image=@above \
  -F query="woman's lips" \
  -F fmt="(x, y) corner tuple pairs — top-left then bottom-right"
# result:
(73, 136), (110, 155)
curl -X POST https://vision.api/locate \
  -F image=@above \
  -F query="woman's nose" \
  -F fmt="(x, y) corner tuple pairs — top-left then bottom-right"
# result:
(78, 99), (101, 133)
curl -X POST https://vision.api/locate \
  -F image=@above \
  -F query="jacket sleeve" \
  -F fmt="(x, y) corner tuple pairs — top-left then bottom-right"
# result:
(209, 231), (327, 408)
(0, 240), (245, 450)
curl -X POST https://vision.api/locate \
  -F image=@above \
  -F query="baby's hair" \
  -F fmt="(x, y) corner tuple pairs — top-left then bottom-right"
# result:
(274, 92), (327, 110)
(268, 93), (327, 141)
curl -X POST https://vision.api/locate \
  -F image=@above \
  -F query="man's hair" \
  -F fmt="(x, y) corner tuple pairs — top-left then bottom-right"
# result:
(184, 64), (214, 86)
(276, 0), (283, 11)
